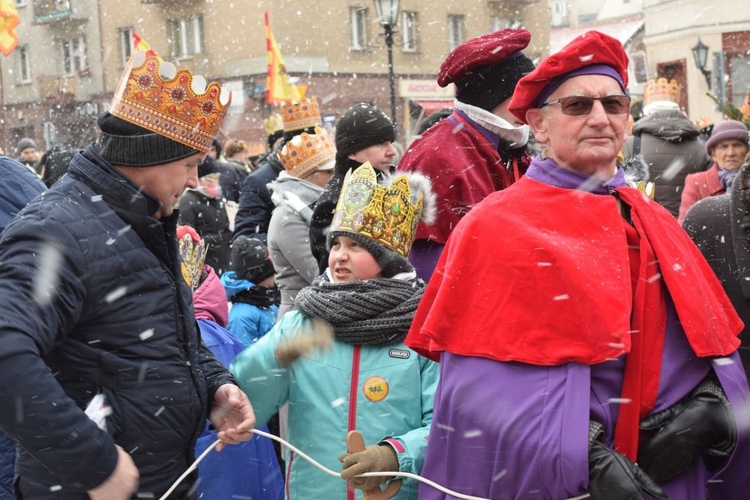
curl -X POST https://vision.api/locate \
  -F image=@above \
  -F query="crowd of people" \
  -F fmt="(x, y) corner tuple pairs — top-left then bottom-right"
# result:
(0, 25), (749, 500)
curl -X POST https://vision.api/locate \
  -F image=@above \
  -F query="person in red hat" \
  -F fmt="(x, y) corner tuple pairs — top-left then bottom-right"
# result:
(396, 28), (535, 281)
(406, 30), (750, 499)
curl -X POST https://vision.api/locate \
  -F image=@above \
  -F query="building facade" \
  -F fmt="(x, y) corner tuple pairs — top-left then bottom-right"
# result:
(0, 0), (547, 154)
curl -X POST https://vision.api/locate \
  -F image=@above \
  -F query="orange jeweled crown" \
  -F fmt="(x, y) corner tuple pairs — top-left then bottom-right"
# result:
(281, 96), (322, 132)
(278, 126), (336, 178)
(331, 162), (423, 257)
(264, 113), (284, 136)
(644, 78), (680, 106)
(109, 51), (231, 153)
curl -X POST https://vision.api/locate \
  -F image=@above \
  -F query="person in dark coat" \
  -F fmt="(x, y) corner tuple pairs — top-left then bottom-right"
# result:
(178, 159), (232, 274)
(683, 151), (750, 380)
(207, 139), (245, 204)
(233, 97), (323, 243)
(0, 155), (46, 500)
(0, 50), (255, 500)
(308, 102), (397, 272)
(623, 78), (710, 218)
(39, 147), (79, 188)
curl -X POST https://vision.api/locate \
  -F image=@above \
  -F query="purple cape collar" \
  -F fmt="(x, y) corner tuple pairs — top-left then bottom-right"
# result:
(525, 155), (626, 194)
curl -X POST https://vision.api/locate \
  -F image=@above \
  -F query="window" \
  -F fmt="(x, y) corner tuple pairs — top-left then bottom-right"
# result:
(729, 55), (750, 107)
(61, 36), (87, 76)
(402, 11), (418, 52)
(119, 27), (134, 66)
(14, 0), (28, 7)
(17, 45), (31, 84)
(350, 7), (367, 51)
(170, 14), (204, 60)
(447, 15), (464, 52)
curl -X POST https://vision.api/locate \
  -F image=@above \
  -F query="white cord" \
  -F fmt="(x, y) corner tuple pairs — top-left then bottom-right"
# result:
(159, 429), (591, 500)
(158, 438), (219, 500)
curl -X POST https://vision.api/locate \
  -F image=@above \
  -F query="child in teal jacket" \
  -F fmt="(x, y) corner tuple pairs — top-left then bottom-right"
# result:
(231, 162), (438, 499)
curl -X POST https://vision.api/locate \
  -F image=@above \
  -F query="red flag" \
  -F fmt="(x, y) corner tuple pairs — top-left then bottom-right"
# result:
(131, 31), (162, 61)
(264, 12), (306, 105)
(0, 0), (20, 57)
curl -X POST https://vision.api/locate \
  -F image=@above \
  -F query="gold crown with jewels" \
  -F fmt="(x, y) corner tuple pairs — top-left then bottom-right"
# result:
(331, 163), (423, 257)
(264, 113), (284, 136)
(278, 126), (336, 178)
(109, 51), (231, 153)
(644, 77), (680, 105)
(281, 96), (322, 132)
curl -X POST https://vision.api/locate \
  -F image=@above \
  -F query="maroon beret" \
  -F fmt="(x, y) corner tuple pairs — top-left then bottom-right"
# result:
(508, 31), (629, 123)
(437, 28), (532, 88)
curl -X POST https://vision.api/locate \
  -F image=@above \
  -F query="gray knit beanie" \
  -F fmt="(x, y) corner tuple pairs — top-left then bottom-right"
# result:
(16, 137), (37, 155)
(93, 112), (200, 167)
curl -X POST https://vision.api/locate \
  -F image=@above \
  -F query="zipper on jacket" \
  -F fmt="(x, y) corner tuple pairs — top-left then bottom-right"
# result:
(347, 346), (361, 500)
(286, 451), (295, 499)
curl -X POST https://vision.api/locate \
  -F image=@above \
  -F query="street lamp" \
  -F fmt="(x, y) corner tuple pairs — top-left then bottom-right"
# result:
(692, 39), (712, 90)
(373, 0), (400, 134)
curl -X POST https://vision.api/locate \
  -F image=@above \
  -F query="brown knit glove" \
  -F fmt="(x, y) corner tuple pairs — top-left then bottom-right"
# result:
(339, 444), (399, 490)
(274, 318), (333, 365)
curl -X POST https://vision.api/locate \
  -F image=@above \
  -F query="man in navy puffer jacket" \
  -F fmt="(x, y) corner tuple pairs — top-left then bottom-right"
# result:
(0, 156), (46, 499)
(0, 51), (255, 500)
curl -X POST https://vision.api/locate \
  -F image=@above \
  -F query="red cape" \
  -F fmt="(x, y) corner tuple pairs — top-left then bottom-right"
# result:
(406, 176), (741, 365)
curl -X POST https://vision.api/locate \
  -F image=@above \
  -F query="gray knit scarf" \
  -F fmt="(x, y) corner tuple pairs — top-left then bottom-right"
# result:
(294, 275), (425, 346)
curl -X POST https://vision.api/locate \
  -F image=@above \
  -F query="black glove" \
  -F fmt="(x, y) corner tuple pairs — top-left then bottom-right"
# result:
(638, 377), (735, 484)
(588, 422), (666, 500)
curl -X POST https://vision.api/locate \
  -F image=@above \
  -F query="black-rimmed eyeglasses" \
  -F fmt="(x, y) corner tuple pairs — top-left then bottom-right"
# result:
(541, 95), (631, 116)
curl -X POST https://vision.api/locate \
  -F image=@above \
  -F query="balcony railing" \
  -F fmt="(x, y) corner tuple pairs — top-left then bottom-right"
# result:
(33, 0), (73, 24)
(37, 75), (78, 103)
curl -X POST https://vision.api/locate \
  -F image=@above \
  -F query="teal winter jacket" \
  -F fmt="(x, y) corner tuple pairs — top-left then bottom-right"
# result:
(231, 310), (438, 499)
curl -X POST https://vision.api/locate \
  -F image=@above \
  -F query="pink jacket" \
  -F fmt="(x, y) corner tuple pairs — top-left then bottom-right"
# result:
(678, 163), (724, 224)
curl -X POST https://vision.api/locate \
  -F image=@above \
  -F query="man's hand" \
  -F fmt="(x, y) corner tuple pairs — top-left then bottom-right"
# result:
(87, 445), (139, 500)
(210, 384), (256, 452)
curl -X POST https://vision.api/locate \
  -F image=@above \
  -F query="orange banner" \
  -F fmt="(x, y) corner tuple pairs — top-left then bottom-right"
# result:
(264, 12), (306, 105)
(0, 0), (20, 57)
(131, 31), (162, 62)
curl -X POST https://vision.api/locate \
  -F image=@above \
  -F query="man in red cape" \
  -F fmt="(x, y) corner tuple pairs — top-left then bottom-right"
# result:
(397, 28), (535, 282)
(407, 30), (750, 499)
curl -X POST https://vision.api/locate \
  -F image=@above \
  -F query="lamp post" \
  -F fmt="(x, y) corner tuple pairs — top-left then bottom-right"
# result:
(692, 39), (712, 90)
(373, 0), (400, 133)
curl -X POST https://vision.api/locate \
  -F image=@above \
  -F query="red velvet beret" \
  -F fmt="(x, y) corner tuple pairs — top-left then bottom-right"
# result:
(508, 31), (629, 123)
(437, 28), (532, 88)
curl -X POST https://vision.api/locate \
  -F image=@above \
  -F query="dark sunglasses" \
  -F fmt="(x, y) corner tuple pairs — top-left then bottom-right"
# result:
(541, 95), (631, 116)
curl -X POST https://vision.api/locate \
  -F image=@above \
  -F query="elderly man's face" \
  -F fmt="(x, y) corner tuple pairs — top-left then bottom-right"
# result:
(527, 74), (629, 178)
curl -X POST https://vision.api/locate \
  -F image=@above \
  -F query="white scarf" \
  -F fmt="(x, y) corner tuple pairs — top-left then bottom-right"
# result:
(454, 100), (530, 149)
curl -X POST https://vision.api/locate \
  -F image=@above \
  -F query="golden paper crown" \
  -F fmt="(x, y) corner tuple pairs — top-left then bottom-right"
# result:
(330, 163), (423, 257)
(278, 126), (336, 178)
(281, 96), (322, 132)
(644, 78), (680, 105)
(109, 51), (231, 153)
(264, 113), (284, 136)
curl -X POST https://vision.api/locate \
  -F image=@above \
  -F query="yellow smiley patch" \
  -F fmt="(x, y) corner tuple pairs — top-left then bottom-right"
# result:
(363, 375), (389, 402)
